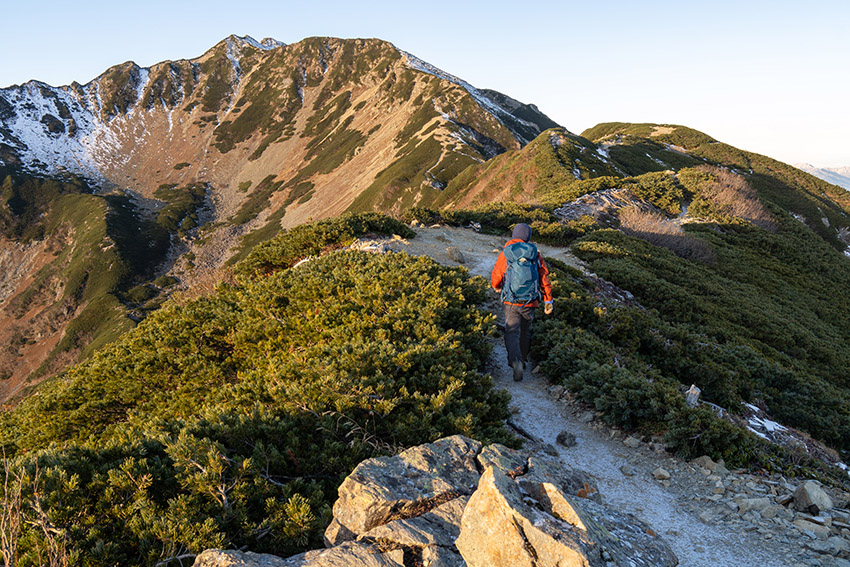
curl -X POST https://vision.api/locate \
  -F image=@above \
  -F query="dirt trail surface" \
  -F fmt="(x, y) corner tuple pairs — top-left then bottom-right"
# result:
(396, 226), (808, 567)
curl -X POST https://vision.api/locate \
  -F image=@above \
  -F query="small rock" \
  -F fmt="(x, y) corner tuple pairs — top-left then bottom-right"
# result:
(652, 468), (671, 481)
(547, 385), (565, 399)
(556, 431), (577, 448)
(735, 497), (770, 515)
(805, 535), (850, 555)
(446, 246), (466, 264)
(620, 465), (635, 476)
(578, 411), (595, 423)
(798, 513), (831, 526)
(691, 455), (718, 470)
(762, 505), (783, 519)
(776, 494), (795, 506)
(829, 535), (850, 553)
(410, 220), (422, 228)
(794, 518), (832, 539)
(623, 436), (642, 449)
(690, 455), (728, 476)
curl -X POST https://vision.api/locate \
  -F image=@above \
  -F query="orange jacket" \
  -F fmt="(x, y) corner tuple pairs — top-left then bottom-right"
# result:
(491, 238), (553, 307)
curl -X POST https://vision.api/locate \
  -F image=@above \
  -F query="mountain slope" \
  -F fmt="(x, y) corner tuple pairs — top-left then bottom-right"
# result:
(0, 166), (180, 401)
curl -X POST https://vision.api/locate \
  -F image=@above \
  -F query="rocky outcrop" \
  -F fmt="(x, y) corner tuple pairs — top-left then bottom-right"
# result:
(195, 435), (677, 567)
(324, 435), (482, 546)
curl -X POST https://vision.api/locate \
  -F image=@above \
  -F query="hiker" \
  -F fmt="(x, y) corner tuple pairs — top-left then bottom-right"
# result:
(491, 223), (553, 381)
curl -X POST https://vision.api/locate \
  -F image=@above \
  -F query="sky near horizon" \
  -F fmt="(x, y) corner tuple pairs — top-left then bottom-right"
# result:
(2, 1), (847, 167)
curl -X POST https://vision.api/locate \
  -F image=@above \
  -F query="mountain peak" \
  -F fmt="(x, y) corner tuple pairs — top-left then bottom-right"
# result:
(227, 34), (286, 51)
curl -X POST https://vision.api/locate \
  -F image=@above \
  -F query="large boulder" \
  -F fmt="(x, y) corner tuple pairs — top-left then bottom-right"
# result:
(455, 466), (598, 566)
(793, 480), (834, 514)
(324, 435), (482, 546)
(455, 466), (677, 567)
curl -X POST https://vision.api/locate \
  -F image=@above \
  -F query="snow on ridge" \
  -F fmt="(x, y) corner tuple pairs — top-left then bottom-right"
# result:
(129, 69), (150, 116)
(400, 50), (538, 143)
(0, 75), (133, 182)
(237, 35), (286, 51)
(225, 37), (243, 81)
(0, 82), (102, 180)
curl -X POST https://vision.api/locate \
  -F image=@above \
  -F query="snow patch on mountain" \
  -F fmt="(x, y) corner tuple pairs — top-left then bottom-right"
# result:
(129, 69), (150, 117)
(238, 35), (285, 51)
(0, 81), (111, 181)
(401, 50), (538, 144)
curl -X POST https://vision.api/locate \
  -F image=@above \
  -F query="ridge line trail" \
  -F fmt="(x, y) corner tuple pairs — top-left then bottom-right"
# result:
(399, 226), (790, 567)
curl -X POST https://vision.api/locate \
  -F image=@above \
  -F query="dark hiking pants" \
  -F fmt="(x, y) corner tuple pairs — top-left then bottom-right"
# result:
(504, 304), (535, 365)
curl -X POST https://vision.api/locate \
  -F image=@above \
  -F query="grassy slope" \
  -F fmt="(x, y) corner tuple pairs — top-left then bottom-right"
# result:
(0, 168), (208, 392)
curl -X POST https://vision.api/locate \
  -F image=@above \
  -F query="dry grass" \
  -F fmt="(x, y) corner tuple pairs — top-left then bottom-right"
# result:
(620, 207), (715, 263)
(697, 166), (776, 231)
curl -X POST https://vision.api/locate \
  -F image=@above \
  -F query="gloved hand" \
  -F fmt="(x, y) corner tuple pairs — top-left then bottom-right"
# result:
(544, 301), (554, 315)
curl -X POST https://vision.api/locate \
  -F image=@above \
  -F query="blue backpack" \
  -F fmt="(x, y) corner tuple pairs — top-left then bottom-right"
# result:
(501, 242), (541, 304)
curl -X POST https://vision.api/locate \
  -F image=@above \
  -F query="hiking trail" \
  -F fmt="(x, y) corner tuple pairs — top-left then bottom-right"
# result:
(389, 225), (817, 567)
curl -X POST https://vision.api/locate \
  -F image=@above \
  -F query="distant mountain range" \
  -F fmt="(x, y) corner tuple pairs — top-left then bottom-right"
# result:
(795, 163), (850, 190)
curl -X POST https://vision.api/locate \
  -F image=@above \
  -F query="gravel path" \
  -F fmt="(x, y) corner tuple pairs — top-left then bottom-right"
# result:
(486, 338), (790, 567)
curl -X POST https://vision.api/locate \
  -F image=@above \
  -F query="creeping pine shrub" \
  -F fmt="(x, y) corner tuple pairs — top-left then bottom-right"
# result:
(546, 222), (850, 466)
(530, 254), (830, 471)
(236, 212), (415, 279)
(1, 237), (513, 565)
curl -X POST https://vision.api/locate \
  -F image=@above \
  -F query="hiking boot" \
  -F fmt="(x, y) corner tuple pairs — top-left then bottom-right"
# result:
(512, 359), (524, 381)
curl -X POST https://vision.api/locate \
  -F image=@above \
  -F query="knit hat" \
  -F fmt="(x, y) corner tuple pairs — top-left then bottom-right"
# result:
(512, 223), (532, 242)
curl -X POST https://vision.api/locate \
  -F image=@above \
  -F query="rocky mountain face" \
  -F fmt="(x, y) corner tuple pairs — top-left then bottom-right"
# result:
(0, 35), (556, 224)
(193, 435), (679, 567)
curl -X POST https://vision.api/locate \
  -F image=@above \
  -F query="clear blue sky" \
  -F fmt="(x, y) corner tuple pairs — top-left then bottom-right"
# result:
(2, 0), (848, 166)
